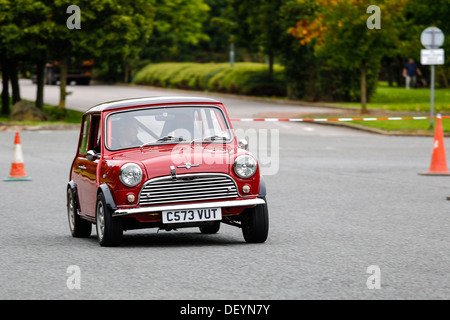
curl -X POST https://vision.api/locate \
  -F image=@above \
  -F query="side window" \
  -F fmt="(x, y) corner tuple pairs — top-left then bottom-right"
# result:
(89, 115), (101, 153)
(79, 115), (91, 155)
(79, 114), (101, 155)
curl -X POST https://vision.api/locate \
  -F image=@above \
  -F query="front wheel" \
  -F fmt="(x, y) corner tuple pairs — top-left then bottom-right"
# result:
(241, 197), (269, 243)
(96, 193), (123, 247)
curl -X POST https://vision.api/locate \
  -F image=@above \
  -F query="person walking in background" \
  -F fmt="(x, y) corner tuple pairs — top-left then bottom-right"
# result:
(403, 58), (422, 89)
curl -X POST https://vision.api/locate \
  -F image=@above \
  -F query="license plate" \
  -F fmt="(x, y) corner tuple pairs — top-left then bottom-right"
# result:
(162, 208), (222, 224)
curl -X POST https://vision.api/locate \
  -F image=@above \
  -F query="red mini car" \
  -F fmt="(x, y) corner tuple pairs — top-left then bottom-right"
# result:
(67, 97), (269, 246)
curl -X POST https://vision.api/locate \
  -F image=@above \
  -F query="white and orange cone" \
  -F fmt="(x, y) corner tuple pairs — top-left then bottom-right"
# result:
(419, 114), (450, 176)
(4, 131), (32, 181)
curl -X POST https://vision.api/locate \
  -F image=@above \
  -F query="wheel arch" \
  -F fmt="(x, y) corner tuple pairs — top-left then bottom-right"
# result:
(97, 183), (117, 212)
(67, 180), (79, 211)
(258, 174), (267, 198)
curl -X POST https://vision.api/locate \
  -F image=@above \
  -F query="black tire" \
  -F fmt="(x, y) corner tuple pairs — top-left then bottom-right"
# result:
(96, 193), (123, 247)
(241, 197), (269, 243)
(199, 221), (221, 234)
(67, 188), (91, 238)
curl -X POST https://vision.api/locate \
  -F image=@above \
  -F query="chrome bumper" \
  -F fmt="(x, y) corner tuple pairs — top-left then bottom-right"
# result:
(113, 198), (265, 217)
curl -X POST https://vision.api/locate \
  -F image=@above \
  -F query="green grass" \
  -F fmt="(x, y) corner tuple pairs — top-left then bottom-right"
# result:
(351, 118), (450, 133)
(0, 98), (83, 125)
(44, 104), (84, 124)
(327, 82), (450, 133)
(334, 81), (450, 113)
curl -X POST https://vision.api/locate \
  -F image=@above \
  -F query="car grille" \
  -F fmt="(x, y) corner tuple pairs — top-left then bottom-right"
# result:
(138, 173), (239, 205)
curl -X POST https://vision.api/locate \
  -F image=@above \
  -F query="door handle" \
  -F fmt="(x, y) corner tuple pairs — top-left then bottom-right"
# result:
(78, 165), (87, 170)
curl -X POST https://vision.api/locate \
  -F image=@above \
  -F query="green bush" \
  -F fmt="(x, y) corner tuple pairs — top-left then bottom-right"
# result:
(133, 62), (286, 97)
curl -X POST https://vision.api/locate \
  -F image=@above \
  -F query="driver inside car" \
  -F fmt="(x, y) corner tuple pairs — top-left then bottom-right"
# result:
(162, 113), (195, 141)
(114, 116), (141, 149)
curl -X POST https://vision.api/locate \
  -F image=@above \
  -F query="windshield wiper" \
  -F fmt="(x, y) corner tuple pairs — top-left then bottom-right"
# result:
(190, 135), (227, 146)
(140, 136), (185, 150)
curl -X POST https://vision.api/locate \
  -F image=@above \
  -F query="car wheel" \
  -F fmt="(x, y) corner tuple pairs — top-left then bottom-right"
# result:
(199, 221), (221, 234)
(241, 197), (269, 243)
(67, 188), (91, 237)
(96, 193), (123, 247)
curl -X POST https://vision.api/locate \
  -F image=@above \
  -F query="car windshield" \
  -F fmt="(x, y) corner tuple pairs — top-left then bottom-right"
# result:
(105, 106), (232, 150)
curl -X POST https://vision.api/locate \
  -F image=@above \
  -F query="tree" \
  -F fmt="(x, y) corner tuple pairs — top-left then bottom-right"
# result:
(227, 0), (284, 78)
(44, 0), (156, 108)
(0, 0), (156, 113)
(278, 0), (319, 100)
(289, 0), (407, 113)
(142, 0), (210, 62)
(192, 0), (230, 62)
(0, 0), (52, 112)
(91, 0), (212, 79)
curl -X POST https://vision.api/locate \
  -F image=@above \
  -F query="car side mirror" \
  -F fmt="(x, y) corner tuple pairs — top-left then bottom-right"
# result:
(87, 150), (98, 161)
(238, 139), (248, 150)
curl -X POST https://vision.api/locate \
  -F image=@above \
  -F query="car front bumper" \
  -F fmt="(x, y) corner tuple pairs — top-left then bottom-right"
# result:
(113, 198), (265, 217)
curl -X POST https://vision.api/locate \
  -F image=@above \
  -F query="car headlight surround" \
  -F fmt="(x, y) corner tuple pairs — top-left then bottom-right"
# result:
(234, 155), (257, 179)
(119, 163), (143, 187)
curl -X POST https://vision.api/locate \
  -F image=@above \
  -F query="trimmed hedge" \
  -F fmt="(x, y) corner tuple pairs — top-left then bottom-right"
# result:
(133, 62), (287, 97)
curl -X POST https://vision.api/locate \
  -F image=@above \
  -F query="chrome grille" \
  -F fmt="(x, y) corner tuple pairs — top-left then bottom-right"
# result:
(139, 174), (238, 205)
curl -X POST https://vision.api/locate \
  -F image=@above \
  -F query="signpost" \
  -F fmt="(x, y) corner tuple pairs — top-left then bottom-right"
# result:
(420, 27), (445, 129)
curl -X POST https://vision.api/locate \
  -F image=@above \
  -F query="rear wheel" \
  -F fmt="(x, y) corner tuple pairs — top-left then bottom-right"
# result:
(241, 197), (269, 243)
(199, 221), (221, 234)
(67, 188), (91, 238)
(96, 193), (123, 247)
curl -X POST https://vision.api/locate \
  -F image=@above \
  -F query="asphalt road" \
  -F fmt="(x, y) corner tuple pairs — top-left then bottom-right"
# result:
(0, 81), (449, 300)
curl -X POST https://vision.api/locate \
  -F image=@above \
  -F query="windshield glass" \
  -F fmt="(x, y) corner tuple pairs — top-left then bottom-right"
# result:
(105, 106), (232, 150)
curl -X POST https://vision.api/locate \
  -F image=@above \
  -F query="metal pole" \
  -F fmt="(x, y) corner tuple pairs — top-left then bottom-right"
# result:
(429, 29), (436, 129)
(230, 42), (235, 67)
(430, 64), (435, 129)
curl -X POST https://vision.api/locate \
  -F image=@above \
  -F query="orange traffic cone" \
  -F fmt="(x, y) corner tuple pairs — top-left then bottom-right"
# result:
(4, 131), (32, 181)
(419, 114), (450, 176)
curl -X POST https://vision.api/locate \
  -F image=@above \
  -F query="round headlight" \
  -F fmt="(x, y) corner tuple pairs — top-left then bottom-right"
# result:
(119, 163), (143, 187)
(234, 155), (257, 179)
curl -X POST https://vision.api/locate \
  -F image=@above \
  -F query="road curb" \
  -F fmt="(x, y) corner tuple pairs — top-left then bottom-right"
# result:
(0, 122), (80, 132)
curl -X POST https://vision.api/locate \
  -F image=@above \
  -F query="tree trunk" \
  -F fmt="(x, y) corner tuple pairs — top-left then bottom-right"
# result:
(386, 58), (393, 87)
(35, 61), (45, 110)
(124, 63), (129, 83)
(395, 57), (404, 87)
(268, 52), (274, 79)
(360, 61), (367, 114)
(1, 57), (10, 115)
(10, 60), (21, 104)
(59, 56), (68, 109)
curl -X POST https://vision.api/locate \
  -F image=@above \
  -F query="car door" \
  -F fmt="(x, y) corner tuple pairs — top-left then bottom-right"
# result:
(73, 113), (101, 217)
